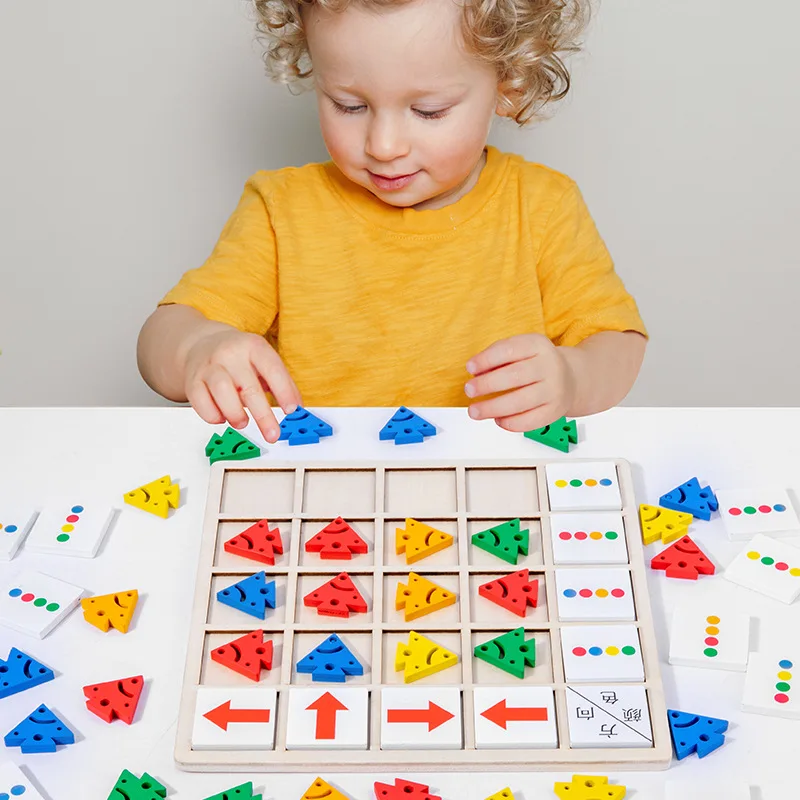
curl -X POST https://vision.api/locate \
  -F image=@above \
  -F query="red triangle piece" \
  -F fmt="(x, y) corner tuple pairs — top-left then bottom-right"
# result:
(305, 517), (368, 560)
(83, 675), (144, 724)
(304, 572), (368, 618)
(210, 629), (274, 681)
(224, 520), (283, 565)
(373, 779), (441, 800)
(651, 535), (715, 579)
(478, 569), (539, 616)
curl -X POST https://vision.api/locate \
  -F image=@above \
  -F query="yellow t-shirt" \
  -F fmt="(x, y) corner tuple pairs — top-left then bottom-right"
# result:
(160, 146), (646, 406)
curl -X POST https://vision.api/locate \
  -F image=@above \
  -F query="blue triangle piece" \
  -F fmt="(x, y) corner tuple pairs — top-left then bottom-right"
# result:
(216, 571), (276, 620)
(0, 647), (55, 699)
(667, 709), (728, 760)
(278, 406), (333, 446)
(660, 477), (719, 521)
(4, 703), (75, 753)
(379, 406), (437, 445)
(296, 633), (364, 683)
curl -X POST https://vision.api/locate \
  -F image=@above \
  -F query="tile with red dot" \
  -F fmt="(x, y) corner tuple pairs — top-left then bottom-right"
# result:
(560, 624), (644, 682)
(724, 533), (800, 604)
(743, 652), (800, 720)
(549, 512), (629, 565)
(715, 487), (800, 541)
(0, 569), (84, 639)
(668, 607), (750, 672)
(25, 501), (115, 558)
(555, 568), (635, 622)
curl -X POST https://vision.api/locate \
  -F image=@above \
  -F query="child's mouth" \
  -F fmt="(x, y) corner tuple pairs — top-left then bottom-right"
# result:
(368, 170), (419, 191)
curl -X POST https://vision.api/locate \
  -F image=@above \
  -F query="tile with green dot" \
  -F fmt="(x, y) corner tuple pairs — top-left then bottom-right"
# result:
(668, 606), (750, 672)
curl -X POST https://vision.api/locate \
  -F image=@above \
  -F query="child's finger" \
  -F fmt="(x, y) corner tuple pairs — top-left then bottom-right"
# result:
(251, 347), (302, 414)
(230, 368), (282, 444)
(465, 358), (539, 400)
(495, 405), (561, 433)
(205, 366), (250, 430)
(466, 335), (542, 376)
(468, 383), (544, 422)
(186, 380), (226, 425)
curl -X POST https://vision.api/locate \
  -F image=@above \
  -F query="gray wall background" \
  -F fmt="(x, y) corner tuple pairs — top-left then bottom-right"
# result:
(1, 0), (798, 408)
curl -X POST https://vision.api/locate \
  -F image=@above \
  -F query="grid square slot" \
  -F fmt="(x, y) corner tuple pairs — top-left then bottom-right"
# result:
(295, 572), (375, 628)
(207, 573), (289, 628)
(220, 470), (295, 517)
(384, 518), (460, 570)
(298, 519), (375, 568)
(384, 469), (458, 515)
(214, 519), (292, 570)
(465, 469), (539, 515)
(471, 628), (554, 685)
(468, 519), (543, 569)
(200, 631), (284, 687)
(291, 631), (373, 686)
(470, 572), (549, 626)
(302, 470), (376, 516)
(384, 572), (461, 627)
(382, 630), (463, 685)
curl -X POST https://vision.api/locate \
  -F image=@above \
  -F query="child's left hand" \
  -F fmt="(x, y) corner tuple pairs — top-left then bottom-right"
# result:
(464, 333), (576, 432)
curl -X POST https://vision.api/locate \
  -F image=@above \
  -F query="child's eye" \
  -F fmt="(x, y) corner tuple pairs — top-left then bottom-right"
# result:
(414, 108), (450, 120)
(331, 100), (366, 115)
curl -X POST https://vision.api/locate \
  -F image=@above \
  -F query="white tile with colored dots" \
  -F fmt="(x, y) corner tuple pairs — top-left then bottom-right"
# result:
(716, 487), (800, 541)
(545, 462), (623, 511)
(668, 606), (751, 672)
(742, 652), (800, 720)
(0, 569), (84, 639)
(723, 533), (800, 604)
(560, 624), (645, 683)
(554, 568), (635, 622)
(25, 500), (115, 558)
(0, 505), (38, 561)
(0, 762), (46, 800)
(548, 511), (629, 565)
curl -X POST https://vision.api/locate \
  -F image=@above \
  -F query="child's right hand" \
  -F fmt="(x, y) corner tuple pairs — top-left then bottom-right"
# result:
(183, 329), (302, 444)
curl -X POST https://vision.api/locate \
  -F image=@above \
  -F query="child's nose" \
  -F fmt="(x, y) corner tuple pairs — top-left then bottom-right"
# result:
(365, 113), (410, 162)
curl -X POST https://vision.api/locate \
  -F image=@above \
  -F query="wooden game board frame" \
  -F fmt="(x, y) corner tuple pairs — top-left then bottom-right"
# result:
(174, 458), (671, 772)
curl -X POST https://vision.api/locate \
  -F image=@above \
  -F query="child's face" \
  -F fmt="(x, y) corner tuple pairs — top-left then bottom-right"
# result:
(305, 0), (500, 211)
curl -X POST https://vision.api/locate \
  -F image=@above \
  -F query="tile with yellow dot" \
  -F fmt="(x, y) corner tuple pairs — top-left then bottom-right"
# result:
(545, 463), (622, 512)
(668, 606), (751, 672)
(724, 533), (800, 604)
(25, 501), (115, 559)
(742, 652), (800, 720)
(549, 512), (629, 565)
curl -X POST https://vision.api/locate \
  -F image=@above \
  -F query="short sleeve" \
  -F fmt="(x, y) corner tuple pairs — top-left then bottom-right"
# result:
(537, 181), (647, 347)
(159, 177), (278, 335)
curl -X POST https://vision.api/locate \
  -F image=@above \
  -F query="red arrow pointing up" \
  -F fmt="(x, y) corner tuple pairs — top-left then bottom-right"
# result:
(387, 701), (454, 732)
(481, 699), (548, 730)
(307, 691), (349, 739)
(203, 700), (272, 731)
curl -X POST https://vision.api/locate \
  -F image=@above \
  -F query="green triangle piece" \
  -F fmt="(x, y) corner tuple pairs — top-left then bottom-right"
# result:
(523, 416), (577, 452)
(205, 427), (261, 465)
(472, 519), (529, 565)
(474, 627), (536, 679)
(108, 770), (167, 800)
(203, 782), (261, 800)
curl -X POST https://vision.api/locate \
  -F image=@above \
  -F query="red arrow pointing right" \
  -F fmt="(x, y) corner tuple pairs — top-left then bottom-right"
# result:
(387, 701), (455, 731)
(306, 691), (349, 739)
(481, 699), (548, 730)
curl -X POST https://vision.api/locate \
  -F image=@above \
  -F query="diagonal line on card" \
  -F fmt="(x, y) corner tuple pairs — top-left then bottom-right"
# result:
(566, 687), (653, 743)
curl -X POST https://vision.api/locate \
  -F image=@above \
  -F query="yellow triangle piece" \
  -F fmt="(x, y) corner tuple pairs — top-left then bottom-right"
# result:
(395, 630), (458, 683)
(81, 590), (139, 633)
(395, 572), (457, 621)
(124, 475), (180, 518)
(300, 777), (351, 800)
(639, 504), (692, 545)
(485, 790), (516, 800)
(554, 775), (626, 799)
(395, 518), (454, 564)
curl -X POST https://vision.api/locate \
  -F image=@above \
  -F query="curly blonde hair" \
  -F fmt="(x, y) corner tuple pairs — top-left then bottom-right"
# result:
(253, 0), (590, 125)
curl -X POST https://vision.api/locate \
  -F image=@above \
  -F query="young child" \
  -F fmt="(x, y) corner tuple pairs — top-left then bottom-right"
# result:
(137, 0), (647, 444)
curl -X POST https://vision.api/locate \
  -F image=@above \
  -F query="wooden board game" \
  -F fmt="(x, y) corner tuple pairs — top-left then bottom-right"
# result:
(174, 458), (671, 772)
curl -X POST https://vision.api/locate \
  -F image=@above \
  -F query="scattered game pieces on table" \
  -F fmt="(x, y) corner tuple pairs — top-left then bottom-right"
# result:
(554, 775), (626, 799)
(395, 631), (458, 683)
(716, 487), (800, 540)
(0, 506), (37, 560)
(667, 709), (728, 759)
(279, 406), (334, 445)
(304, 572), (368, 618)
(474, 628), (536, 679)
(216, 571), (276, 619)
(564, 685), (653, 748)
(742, 653), (800, 720)
(395, 572), (456, 621)
(108, 769), (167, 799)
(224, 519), (284, 565)
(659, 477), (718, 520)
(478, 569), (539, 616)
(523, 416), (578, 452)
(0, 570), (84, 639)
(638, 504), (692, 546)
(0, 646), (54, 698)
(650, 535), (715, 579)
(668, 608), (750, 672)
(723, 533), (800, 603)
(203, 782), (262, 800)
(211, 629), (274, 681)
(4, 703), (75, 753)
(25, 501), (114, 558)
(205, 427), (261, 465)
(0, 761), (46, 800)
(374, 779), (441, 800)
(296, 633), (364, 683)
(380, 686), (461, 749)
(123, 475), (180, 518)
(379, 406), (436, 445)
(81, 589), (139, 633)
(300, 777), (351, 799)
(396, 518), (453, 564)
(471, 518), (529, 565)
(83, 675), (144, 724)
(305, 517), (368, 560)
(485, 790), (515, 800)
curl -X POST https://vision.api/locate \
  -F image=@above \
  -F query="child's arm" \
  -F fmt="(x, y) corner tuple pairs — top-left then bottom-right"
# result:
(137, 304), (301, 443)
(464, 330), (646, 432)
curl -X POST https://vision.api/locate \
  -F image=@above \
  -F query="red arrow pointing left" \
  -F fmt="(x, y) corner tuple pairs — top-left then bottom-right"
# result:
(481, 699), (548, 730)
(307, 691), (349, 739)
(203, 700), (272, 731)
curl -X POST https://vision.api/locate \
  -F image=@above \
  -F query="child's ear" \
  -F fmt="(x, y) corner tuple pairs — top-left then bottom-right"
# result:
(495, 85), (520, 118)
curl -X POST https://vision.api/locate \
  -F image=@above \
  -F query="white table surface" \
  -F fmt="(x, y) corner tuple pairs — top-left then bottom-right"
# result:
(1, 406), (799, 800)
